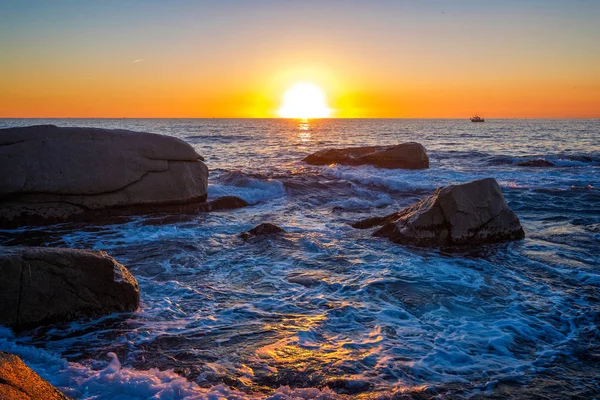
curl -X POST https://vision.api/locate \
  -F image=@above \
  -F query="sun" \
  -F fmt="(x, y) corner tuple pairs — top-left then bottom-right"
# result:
(278, 82), (332, 118)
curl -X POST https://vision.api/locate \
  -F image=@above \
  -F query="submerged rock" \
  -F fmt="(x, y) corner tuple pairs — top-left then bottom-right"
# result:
(353, 178), (524, 246)
(199, 196), (249, 212)
(0, 125), (208, 227)
(133, 196), (249, 226)
(0, 352), (69, 399)
(303, 142), (429, 169)
(286, 271), (329, 287)
(0, 247), (139, 330)
(565, 155), (593, 163)
(240, 223), (286, 240)
(516, 159), (555, 167)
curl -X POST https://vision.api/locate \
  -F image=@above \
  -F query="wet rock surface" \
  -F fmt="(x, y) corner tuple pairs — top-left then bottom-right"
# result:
(0, 125), (208, 227)
(303, 142), (429, 169)
(0, 352), (70, 399)
(353, 178), (525, 246)
(200, 196), (249, 212)
(240, 223), (286, 240)
(0, 247), (139, 330)
(516, 159), (555, 167)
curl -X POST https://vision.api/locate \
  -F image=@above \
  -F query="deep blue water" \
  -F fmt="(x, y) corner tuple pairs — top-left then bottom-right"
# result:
(1, 119), (599, 399)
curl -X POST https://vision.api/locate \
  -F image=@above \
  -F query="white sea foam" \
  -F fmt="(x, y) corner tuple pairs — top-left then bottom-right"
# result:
(0, 327), (345, 399)
(208, 173), (286, 204)
(320, 163), (598, 194)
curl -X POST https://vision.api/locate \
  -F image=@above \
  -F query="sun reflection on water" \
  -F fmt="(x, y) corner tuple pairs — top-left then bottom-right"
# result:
(298, 118), (312, 142)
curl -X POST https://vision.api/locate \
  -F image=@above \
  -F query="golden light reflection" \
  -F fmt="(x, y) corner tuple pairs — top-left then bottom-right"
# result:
(298, 119), (311, 142)
(298, 120), (310, 131)
(251, 316), (432, 397)
(262, 314), (327, 335)
(257, 316), (383, 375)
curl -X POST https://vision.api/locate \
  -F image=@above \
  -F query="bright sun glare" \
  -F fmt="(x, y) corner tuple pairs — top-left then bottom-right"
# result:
(278, 82), (331, 119)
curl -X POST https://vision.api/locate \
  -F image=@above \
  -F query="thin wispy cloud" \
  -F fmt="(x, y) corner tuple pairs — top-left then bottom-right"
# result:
(133, 59), (144, 63)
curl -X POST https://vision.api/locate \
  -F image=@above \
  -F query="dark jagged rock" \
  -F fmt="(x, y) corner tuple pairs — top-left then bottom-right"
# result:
(326, 378), (374, 395)
(240, 223), (286, 240)
(0, 352), (70, 399)
(353, 178), (525, 247)
(198, 196), (249, 212)
(516, 159), (555, 167)
(303, 142), (429, 169)
(0, 247), (139, 330)
(0, 125), (208, 227)
(565, 155), (593, 163)
(248, 223), (286, 235)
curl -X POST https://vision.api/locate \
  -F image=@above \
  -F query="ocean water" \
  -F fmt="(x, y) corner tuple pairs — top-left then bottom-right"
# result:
(0, 118), (599, 399)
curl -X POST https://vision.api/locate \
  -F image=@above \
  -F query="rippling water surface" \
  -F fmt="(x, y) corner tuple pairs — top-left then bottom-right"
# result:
(1, 119), (599, 399)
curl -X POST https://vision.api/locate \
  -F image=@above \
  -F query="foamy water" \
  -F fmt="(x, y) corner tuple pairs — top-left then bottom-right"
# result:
(1, 118), (599, 398)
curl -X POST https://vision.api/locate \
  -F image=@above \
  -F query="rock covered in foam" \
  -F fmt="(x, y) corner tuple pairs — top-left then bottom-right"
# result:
(353, 178), (525, 246)
(0, 125), (208, 227)
(0, 247), (139, 330)
(303, 142), (429, 169)
(0, 352), (69, 399)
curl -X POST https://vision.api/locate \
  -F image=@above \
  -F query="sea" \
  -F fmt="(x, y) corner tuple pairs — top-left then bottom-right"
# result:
(0, 118), (599, 399)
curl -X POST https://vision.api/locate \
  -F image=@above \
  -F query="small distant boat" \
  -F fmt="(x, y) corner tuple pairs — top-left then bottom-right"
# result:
(470, 115), (485, 122)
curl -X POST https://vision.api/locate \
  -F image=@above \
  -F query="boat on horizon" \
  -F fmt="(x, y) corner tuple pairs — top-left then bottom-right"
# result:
(470, 115), (485, 122)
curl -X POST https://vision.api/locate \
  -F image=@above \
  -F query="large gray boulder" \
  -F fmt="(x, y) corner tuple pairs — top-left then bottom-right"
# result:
(0, 352), (70, 399)
(0, 247), (139, 330)
(353, 178), (524, 246)
(303, 142), (429, 169)
(0, 125), (208, 226)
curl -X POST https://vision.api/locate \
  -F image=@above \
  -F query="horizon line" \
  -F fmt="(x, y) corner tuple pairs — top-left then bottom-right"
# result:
(1, 117), (599, 120)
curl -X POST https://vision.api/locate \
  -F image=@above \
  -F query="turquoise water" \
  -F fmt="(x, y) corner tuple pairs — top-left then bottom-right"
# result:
(1, 119), (599, 399)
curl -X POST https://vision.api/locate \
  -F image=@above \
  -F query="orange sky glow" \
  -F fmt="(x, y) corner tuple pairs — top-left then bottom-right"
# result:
(1, 1), (599, 118)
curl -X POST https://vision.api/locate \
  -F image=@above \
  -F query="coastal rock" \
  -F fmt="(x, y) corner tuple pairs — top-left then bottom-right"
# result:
(198, 196), (249, 212)
(240, 223), (286, 240)
(0, 352), (69, 400)
(565, 155), (593, 163)
(516, 159), (555, 167)
(0, 247), (139, 330)
(0, 125), (208, 227)
(353, 178), (524, 246)
(136, 196), (250, 225)
(112, 195), (250, 216)
(303, 142), (429, 169)
(287, 271), (328, 287)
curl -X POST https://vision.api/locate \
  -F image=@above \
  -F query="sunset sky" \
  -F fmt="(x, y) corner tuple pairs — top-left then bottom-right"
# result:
(1, 0), (599, 118)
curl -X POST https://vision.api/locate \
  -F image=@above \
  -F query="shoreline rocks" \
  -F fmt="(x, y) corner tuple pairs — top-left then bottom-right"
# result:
(0, 195), (251, 228)
(0, 247), (139, 330)
(240, 223), (286, 240)
(516, 159), (555, 167)
(201, 196), (249, 212)
(353, 178), (525, 247)
(0, 352), (69, 399)
(303, 142), (429, 169)
(0, 125), (208, 227)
